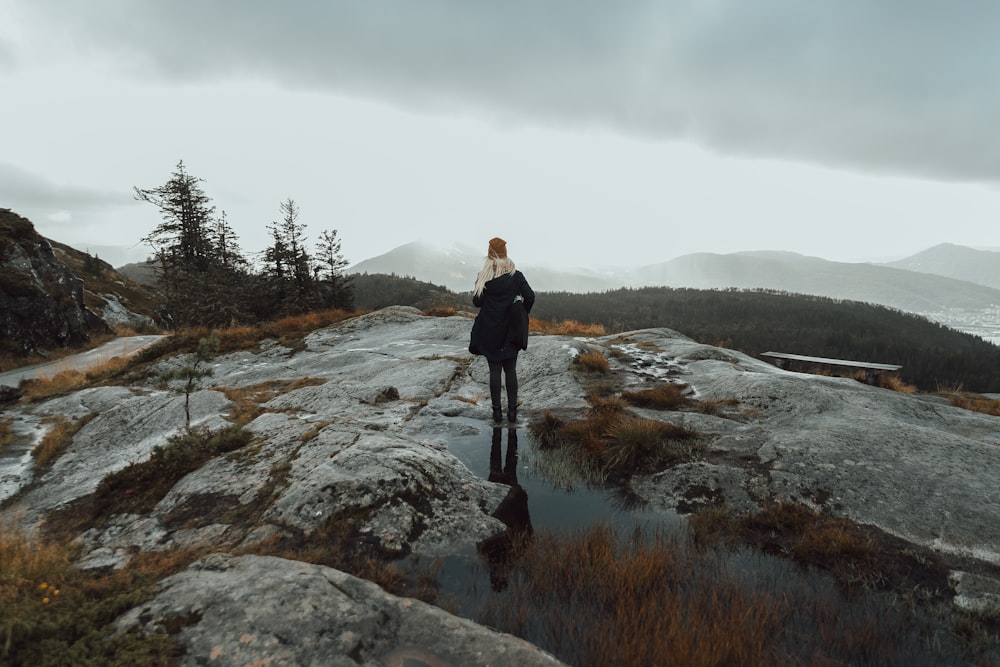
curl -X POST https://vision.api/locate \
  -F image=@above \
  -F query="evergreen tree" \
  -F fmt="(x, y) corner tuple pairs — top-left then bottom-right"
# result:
(316, 229), (353, 309)
(264, 198), (314, 314)
(210, 211), (248, 271)
(136, 160), (214, 269)
(135, 161), (252, 326)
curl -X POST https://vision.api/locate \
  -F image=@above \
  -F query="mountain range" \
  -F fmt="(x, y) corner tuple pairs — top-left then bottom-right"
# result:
(348, 242), (1000, 308)
(347, 242), (1000, 344)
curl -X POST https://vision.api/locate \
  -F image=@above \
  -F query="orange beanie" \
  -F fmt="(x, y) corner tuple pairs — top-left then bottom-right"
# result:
(488, 237), (507, 259)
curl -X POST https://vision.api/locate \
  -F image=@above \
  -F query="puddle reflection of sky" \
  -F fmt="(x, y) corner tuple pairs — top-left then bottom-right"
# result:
(445, 418), (680, 536)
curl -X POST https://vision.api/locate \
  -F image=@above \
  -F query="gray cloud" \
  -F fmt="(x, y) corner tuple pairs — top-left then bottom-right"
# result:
(0, 162), (131, 214)
(13, 0), (1000, 183)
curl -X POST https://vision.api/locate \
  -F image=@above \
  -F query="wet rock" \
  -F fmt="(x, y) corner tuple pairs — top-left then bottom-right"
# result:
(0, 210), (108, 354)
(115, 553), (565, 666)
(5, 305), (1000, 655)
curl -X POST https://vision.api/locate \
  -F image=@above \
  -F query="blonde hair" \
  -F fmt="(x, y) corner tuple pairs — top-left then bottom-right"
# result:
(474, 256), (516, 296)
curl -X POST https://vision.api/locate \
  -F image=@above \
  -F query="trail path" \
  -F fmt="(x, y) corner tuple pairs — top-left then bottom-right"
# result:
(0, 335), (166, 388)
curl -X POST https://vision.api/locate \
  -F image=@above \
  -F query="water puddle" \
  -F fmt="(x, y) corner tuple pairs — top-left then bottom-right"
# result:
(444, 418), (677, 533)
(426, 417), (681, 618)
(421, 418), (978, 665)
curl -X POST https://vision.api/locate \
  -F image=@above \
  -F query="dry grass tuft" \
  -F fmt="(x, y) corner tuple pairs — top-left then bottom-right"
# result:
(575, 349), (610, 373)
(529, 318), (606, 336)
(299, 421), (332, 442)
(621, 382), (689, 409)
(693, 502), (889, 589)
(136, 309), (358, 363)
(478, 522), (971, 666)
(421, 306), (458, 317)
(220, 378), (327, 425)
(945, 392), (1000, 416)
(875, 374), (918, 393)
(851, 371), (918, 393)
(530, 399), (700, 479)
(478, 525), (781, 666)
(18, 355), (133, 402)
(604, 418), (698, 473)
(0, 418), (13, 453)
(0, 526), (185, 664)
(31, 415), (95, 469)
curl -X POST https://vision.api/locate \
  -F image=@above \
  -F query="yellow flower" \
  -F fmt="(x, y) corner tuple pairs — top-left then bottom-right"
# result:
(53, 589), (60, 596)
(42, 597), (50, 604)
(39, 582), (48, 590)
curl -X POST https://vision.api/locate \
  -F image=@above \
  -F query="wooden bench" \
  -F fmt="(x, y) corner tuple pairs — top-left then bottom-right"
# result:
(761, 351), (902, 385)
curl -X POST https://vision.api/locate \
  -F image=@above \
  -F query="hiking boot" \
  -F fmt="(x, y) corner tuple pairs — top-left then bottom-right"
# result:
(507, 409), (517, 424)
(492, 407), (503, 423)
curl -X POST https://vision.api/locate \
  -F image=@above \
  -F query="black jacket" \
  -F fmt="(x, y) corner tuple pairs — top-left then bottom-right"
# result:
(469, 270), (535, 361)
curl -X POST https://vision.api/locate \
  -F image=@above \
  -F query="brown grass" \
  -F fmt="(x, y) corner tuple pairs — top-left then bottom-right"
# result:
(575, 349), (610, 373)
(92, 425), (253, 518)
(850, 371), (918, 393)
(876, 374), (918, 393)
(621, 382), (689, 409)
(529, 318), (606, 336)
(692, 501), (902, 590)
(476, 519), (975, 666)
(604, 418), (698, 472)
(477, 525), (781, 666)
(136, 309), (359, 363)
(421, 306), (459, 317)
(529, 402), (700, 479)
(31, 415), (95, 469)
(17, 355), (134, 403)
(0, 418), (13, 454)
(300, 421), (332, 442)
(220, 378), (327, 425)
(945, 392), (1000, 416)
(0, 526), (188, 664)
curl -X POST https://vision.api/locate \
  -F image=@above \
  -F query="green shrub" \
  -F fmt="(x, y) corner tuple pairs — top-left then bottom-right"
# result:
(93, 426), (252, 517)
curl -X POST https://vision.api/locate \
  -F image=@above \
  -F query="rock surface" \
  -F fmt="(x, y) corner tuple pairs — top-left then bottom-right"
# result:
(0, 209), (108, 354)
(4, 306), (1000, 661)
(116, 552), (563, 667)
(0, 210), (164, 357)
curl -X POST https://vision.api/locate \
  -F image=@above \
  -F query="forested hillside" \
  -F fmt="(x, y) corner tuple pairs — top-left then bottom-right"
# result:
(533, 287), (1000, 393)
(351, 274), (1000, 393)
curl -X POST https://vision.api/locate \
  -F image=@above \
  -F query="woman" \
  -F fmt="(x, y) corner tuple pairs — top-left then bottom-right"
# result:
(469, 237), (535, 423)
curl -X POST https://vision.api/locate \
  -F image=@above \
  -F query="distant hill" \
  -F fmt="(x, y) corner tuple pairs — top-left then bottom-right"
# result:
(885, 243), (1000, 290)
(347, 241), (621, 294)
(625, 250), (1000, 312)
(117, 260), (162, 289)
(348, 242), (1000, 314)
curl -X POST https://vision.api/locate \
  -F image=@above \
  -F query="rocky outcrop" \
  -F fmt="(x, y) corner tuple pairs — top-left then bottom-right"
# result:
(4, 306), (1000, 662)
(115, 553), (563, 666)
(0, 209), (110, 354)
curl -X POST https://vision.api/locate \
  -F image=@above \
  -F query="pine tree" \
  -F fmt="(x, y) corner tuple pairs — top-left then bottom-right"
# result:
(316, 229), (353, 309)
(136, 160), (214, 269)
(135, 161), (252, 326)
(264, 198), (314, 314)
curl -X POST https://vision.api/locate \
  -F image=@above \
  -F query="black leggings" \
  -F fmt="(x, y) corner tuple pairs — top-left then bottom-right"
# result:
(488, 356), (518, 410)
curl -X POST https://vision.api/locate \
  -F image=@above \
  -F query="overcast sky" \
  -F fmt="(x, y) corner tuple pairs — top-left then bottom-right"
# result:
(3, 1), (1000, 270)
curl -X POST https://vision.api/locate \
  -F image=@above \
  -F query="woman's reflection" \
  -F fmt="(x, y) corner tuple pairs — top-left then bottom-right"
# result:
(477, 427), (533, 591)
